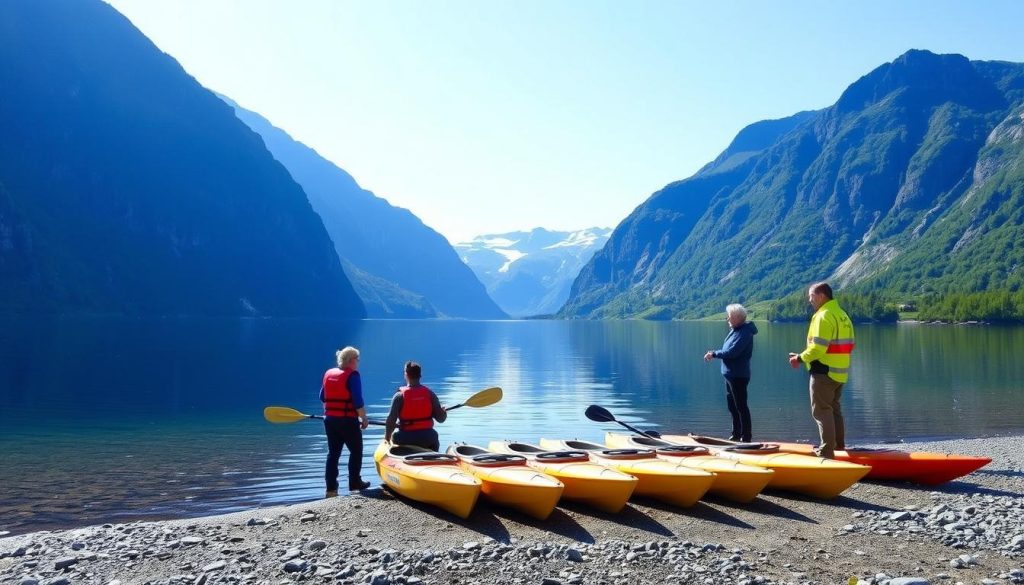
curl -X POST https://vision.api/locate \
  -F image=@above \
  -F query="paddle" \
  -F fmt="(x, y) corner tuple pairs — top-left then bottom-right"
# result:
(444, 386), (503, 411)
(263, 386), (503, 424)
(584, 404), (659, 439)
(263, 406), (386, 425)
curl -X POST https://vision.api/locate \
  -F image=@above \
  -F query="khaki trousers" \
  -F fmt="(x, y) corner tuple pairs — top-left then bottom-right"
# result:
(809, 374), (845, 458)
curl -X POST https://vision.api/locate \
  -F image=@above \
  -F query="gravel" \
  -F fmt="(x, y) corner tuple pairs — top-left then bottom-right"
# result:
(1, 435), (1022, 584)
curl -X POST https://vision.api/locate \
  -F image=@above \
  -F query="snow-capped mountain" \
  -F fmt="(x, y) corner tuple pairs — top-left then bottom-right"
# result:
(456, 227), (612, 317)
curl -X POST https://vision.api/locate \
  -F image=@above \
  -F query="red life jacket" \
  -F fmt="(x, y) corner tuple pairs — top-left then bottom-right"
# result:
(322, 368), (358, 418)
(398, 385), (434, 431)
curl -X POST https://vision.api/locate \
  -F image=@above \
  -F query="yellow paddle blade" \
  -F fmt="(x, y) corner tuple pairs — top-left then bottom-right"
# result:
(464, 386), (502, 408)
(264, 406), (312, 423)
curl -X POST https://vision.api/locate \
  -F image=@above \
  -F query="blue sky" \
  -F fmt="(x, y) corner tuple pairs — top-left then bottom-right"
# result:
(105, 1), (1024, 244)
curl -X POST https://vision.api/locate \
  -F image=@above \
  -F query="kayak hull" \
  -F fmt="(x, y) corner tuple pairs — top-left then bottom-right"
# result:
(660, 434), (870, 499)
(764, 441), (991, 485)
(373, 442), (481, 519)
(446, 445), (565, 520)
(487, 441), (637, 513)
(539, 438), (715, 508)
(605, 433), (774, 503)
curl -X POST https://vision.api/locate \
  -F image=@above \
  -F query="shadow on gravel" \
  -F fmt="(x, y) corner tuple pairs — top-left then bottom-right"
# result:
(928, 479), (1023, 498)
(557, 501), (675, 538)
(484, 505), (593, 543)
(715, 494), (819, 522)
(356, 487), (511, 540)
(648, 498), (754, 529)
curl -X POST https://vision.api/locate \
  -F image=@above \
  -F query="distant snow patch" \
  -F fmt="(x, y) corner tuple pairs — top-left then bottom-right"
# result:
(495, 249), (527, 273)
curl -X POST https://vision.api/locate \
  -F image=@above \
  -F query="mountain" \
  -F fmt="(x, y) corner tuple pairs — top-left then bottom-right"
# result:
(562, 51), (1024, 319)
(456, 228), (611, 317)
(0, 0), (364, 318)
(222, 98), (507, 320)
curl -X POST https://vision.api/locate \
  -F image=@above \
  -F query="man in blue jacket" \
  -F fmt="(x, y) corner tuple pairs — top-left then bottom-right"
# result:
(704, 304), (758, 442)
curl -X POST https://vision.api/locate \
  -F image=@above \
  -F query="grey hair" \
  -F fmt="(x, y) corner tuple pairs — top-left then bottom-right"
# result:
(336, 346), (360, 368)
(725, 303), (747, 320)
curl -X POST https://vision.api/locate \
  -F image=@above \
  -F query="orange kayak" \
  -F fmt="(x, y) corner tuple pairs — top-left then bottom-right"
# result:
(760, 439), (991, 485)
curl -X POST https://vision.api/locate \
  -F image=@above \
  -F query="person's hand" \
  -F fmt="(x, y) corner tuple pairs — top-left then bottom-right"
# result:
(788, 353), (801, 369)
(360, 417), (369, 430)
(703, 351), (714, 362)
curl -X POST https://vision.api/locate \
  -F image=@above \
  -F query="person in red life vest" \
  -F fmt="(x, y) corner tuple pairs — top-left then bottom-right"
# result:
(383, 361), (447, 451)
(320, 346), (371, 497)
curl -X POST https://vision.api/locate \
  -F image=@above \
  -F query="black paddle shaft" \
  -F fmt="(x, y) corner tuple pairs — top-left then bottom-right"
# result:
(584, 405), (659, 439)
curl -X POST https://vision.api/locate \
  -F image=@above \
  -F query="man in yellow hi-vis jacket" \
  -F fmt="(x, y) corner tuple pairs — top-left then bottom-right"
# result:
(788, 282), (855, 459)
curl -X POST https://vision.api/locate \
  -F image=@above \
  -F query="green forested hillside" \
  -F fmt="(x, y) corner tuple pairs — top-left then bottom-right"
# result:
(561, 51), (1024, 322)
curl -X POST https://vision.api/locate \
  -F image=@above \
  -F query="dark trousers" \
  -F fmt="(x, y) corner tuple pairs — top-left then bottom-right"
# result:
(393, 428), (440, 452)
(324, 417), (364, 491)
(724, 376), (752, 442)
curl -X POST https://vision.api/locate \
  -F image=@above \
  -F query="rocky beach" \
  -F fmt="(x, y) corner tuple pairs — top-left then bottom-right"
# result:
(2, 436), (1022, 585)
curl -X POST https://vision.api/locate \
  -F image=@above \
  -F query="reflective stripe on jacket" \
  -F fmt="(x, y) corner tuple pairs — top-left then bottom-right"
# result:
(398, 385), (435, 431)
(322, 368), (358, 418)
(799, 299), (856, 383)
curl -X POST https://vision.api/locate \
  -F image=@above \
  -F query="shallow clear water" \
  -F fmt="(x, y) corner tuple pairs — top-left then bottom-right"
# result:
(1, 317), (1021, 534)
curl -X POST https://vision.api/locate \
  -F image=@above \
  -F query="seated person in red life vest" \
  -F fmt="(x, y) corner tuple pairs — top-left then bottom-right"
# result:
(384, 361), (447, 451)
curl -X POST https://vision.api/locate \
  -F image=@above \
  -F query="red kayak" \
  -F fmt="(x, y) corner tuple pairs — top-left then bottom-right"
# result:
(744, 438), (990, 485)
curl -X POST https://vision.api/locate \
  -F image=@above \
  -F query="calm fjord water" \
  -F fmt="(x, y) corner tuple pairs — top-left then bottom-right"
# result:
(1, 317), (1022, 534)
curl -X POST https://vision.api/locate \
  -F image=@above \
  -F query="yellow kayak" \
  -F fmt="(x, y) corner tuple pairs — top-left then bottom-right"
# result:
(657, 434), (870, 499)
(537, 438), (715, 508)
(487, 441), (637, 513)
(373, 441), (481, 519)
(604, 433), (774, 503)
(446, 444), (565, 520)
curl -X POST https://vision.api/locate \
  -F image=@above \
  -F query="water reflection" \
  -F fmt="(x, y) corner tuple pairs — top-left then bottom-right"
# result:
(1, 317), (1022, 534)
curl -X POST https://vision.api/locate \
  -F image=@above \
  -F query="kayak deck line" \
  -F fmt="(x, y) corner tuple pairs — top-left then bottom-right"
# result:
(604, 433), (775, 503)
(488, 440), (638, 513)
(373, 441), (481, 519)
(447, 443), (565, 520)
(538, 438), (715, 508)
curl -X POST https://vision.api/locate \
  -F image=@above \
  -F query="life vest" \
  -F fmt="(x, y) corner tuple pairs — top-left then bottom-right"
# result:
(398, 385), (434, 431)
(322, 368), (358, 418)
(800, 299), (856, 383)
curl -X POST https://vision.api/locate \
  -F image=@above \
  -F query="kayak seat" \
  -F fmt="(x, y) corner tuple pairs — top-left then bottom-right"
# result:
(690, 435), (743, 446)
(629, 436), (672, 447)
(403, 453), (459, 464)
(722, 443), (780, 453)
(535, 450), (589, 461)
(844, 447), (893, 453)
(558, 439), (654, 458)
(597, 448), (654, 458)
(655, 445), (710, 455)
(471, 453), (526, 464)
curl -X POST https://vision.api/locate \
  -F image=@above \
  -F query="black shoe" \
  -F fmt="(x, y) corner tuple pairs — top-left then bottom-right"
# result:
(727, 435), (740, 442)
(349, 480), (371, 491)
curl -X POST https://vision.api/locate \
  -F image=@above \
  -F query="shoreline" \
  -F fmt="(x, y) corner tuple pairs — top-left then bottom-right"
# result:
(2, 435), (1022, 584)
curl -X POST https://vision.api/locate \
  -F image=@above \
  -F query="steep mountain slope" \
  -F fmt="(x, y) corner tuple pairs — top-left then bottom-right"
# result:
(223, 98), (506, 319)
(456, 228), (611, 317)
(0, 0), (364, 318)
(562, 51), (1024, 319)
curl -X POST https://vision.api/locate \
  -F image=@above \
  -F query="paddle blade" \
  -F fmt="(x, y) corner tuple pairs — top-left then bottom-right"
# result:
(585, 405), (615, 422)
(464, 386), (503, 408)
(264, 406), (313, 423)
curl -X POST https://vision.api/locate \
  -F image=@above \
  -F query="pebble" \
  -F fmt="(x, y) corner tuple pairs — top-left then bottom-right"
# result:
(2, 436), (1022, 585)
